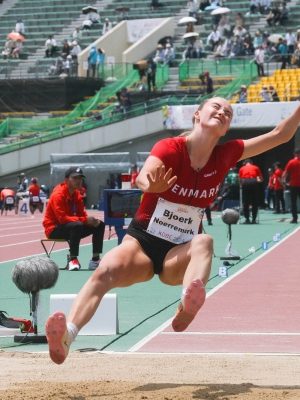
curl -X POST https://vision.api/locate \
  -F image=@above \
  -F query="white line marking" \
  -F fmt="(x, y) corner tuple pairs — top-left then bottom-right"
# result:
(0, 224), (43, 230)
(129, 227), (300, 352)
(0, 239), (114, 264)
(0, 230), (43, 238)
(0, 239), (41, 248)
(160, 332), (300, 336)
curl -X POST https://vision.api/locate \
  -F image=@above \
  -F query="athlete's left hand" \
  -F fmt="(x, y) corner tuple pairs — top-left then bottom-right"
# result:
(146, 165), (177, 193)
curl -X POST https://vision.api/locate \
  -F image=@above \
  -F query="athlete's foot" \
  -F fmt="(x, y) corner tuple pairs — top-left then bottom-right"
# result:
(45, 312), (70, 364)
(172, 279), (206, 332)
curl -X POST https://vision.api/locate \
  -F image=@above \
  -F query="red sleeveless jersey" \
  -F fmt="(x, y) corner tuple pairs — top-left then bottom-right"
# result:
(135, 136), (244, 228)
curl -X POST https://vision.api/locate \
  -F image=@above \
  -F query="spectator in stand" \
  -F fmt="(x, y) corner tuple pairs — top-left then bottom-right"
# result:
(213, 38), (227, 58)
(253, 31), (263, 49)
(204, 71), (213, 94)
(249, 0), (260, 14)
(265, 8), (275, 26)
(277, 38), (288, 70)
(283, 148), (300, 223)
(164, 43), (175, 66)
(119, 87), (132, 112)
(243, 33), (255, 56)
(97, 48), (105, 77)
(291, 42), (300, 68)
(235, 12), (245, 27)
(285, 29), (296, 63)
(279, 3), (289, 25)
(206, 26), (221, 52)
(269, 85), (280, 102)
(102, 18), (112, 35)
(233, 25), (247, 38)
(272, 162), (285, 213)
(146, 58), (157, 92)
(150, 0), (163, 10)
(45, 35), (58, 57)
(61, 40), (71, 58)
(88, 9), (100, 24)
(54, 57), (64, 76)
(260, 86), (272, 102)
(260, 0), (271, 14)
(238, 85), (248, 103)
(28, 177), (43, 215)
(72, 27), (82, 42)
(239, 159), (263, 224)
(187, 0), (198, 18)
(62, 55), (73, 76)
(217, 15), (231, 38)
(70, 41), (81, 75)
(153, 44), (165, 64)
(2, 38), (14, 58)
(186, 22), (194, 33)
(254, 45), (265, 76)
(182, 43), (198, 60)
(199, 0), (210, 11)
(87, 46), (98, 78)
(15, 19), (25, 37)
(11, 39), (22, 59)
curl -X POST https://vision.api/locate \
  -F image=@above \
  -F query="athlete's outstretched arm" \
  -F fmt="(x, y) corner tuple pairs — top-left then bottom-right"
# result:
(135, 155), (177, 193)
(240, 103), (300, 161)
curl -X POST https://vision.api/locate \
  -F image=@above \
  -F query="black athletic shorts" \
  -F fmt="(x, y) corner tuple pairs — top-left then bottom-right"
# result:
(126, 218), (177, 275)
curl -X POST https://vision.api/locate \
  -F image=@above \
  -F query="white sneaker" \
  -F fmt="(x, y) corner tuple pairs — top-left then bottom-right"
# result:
(67, 258), (81, 271)
(88, 259), (100, 271)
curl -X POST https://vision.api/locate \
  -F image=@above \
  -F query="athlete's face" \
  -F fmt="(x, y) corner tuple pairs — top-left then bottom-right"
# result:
(194, 98), (233, 136)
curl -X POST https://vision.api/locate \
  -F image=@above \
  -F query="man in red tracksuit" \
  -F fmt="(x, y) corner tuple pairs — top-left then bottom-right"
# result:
(239, 159), (263, 224)
(43, 167), (105, 271)
(283, 148), (300, 223)
(272, 161), (285, 214)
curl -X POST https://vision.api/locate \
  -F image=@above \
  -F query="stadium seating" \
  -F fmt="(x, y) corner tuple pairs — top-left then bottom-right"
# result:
(244, 69), (300, 103)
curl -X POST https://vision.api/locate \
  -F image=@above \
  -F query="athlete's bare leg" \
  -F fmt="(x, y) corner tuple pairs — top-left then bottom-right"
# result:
(159, 234), (213, 286)
(46, 235), (154, 363)
(68, 236), (154, 328)
(159, 234), (213, 332)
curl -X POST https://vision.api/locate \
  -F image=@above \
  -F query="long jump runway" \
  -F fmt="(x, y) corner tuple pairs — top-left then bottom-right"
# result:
(1, 211), (300, 356)
(133, 228), (300, 355)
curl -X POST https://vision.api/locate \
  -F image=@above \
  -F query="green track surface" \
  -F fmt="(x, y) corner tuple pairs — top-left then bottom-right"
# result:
(0, 210), (297, 353)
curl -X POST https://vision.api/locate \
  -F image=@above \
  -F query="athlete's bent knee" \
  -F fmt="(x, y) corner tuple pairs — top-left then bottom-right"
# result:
(190, 234), (213, 254)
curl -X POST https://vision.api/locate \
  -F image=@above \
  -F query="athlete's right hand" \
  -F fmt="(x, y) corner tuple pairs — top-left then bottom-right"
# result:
(146, 165), (177, 193)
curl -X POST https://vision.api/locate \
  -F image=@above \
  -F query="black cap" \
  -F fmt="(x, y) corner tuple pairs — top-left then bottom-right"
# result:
(65, 167), (85, 178)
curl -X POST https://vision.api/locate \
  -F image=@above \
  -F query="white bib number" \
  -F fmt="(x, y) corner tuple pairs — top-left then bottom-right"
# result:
(147, 198), (204, 244)
(32, 196), (40, 202)
(5, 197), (14, 205)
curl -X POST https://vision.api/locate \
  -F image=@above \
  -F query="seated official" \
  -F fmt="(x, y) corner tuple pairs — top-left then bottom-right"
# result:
(43, 167), (105, 271)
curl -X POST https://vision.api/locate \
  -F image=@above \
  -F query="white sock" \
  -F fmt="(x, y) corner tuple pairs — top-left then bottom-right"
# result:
(67, 322), (79, 343)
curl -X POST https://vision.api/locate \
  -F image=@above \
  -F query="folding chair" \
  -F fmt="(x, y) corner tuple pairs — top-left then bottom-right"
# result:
(40, 238), (70, 258)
